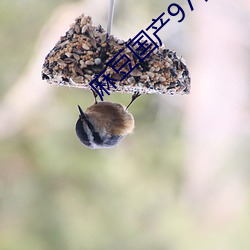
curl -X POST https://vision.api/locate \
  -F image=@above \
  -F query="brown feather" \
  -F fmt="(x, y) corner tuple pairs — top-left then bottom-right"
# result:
(85, 102), (134, 135)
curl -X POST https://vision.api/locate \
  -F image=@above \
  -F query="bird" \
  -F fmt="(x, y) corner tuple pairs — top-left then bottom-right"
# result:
(75, 91), (140, 149)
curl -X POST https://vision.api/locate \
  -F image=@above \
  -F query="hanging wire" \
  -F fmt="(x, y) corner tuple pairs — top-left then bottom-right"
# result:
(107, 0), (115, 34)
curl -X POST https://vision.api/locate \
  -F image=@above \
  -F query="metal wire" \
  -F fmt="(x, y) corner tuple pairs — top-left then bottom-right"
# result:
(107, 0), (115, 34)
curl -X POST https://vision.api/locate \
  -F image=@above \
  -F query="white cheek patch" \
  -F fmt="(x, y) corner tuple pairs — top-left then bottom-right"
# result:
(83, 122), (94, 146)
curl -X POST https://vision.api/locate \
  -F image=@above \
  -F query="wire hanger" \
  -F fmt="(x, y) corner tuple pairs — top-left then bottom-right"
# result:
(107, 0), (115, 34)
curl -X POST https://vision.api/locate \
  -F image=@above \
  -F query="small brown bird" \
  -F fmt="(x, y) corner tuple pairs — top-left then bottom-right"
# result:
(75, 92), (140, 149)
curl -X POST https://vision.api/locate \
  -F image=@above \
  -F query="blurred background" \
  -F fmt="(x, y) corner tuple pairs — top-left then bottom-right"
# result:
(1, 0), (250, 249)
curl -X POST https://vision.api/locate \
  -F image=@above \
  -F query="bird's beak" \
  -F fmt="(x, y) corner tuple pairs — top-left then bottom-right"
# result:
(77, 105), (86, 119)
